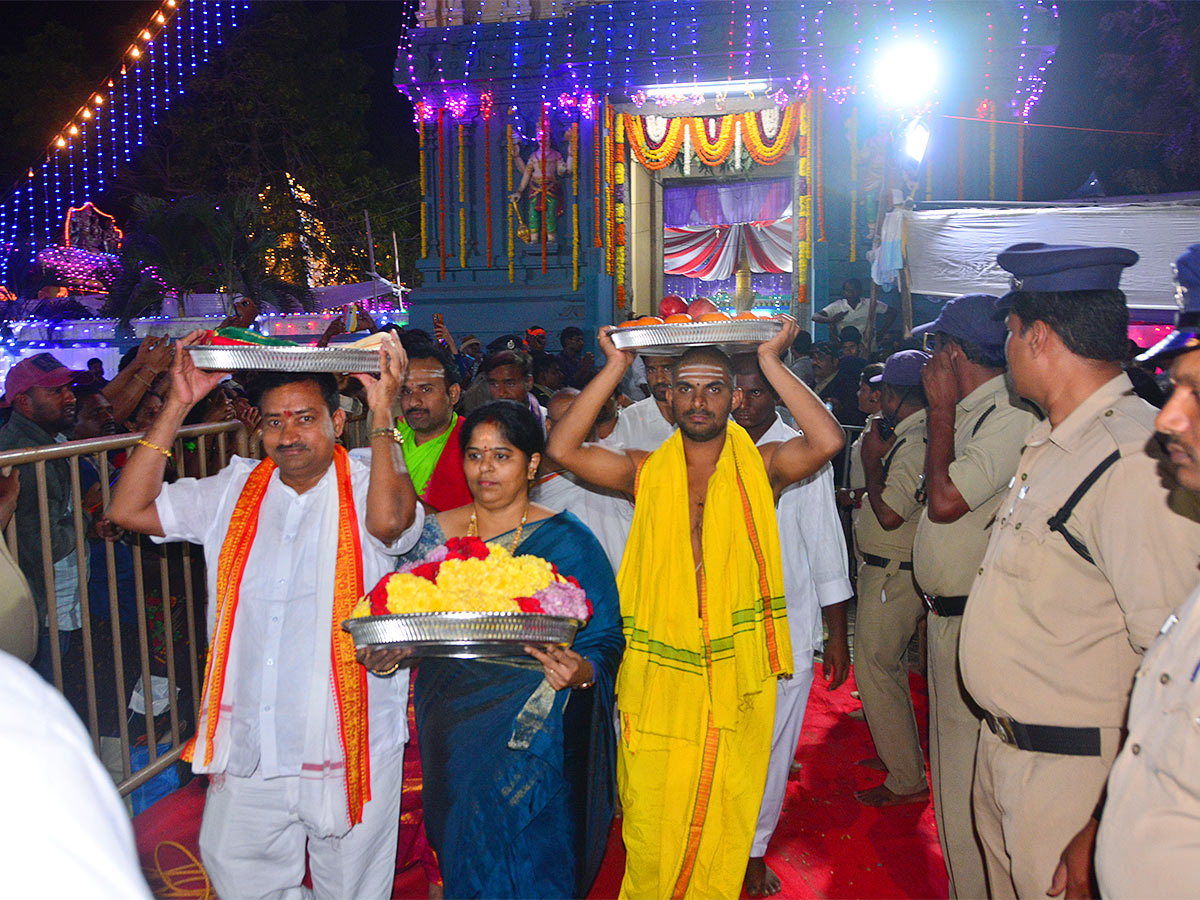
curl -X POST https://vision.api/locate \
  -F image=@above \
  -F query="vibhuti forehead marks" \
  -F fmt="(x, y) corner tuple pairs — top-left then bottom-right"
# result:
(675, 363), (730, 384)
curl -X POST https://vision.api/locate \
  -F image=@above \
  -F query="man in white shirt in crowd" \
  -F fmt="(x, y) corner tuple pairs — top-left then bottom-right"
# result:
(534, 388), (634, 574)
(109, 331), (423, 900)
(733, 357), (853, 897)
(609, 354), (677, 451)
(813, 278), (896, 341)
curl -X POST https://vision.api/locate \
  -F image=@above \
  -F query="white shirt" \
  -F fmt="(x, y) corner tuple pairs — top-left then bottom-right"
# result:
(758, 415), (853, 658)
(154, 455), (424, 779)
(0, 650), (154, 899)
(610, 396), (676, 452)
(531, 471), (634, 575)
(819, 297), (889, 334)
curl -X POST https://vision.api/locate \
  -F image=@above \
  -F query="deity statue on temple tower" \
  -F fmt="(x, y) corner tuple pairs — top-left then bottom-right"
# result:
(510, 137), (574, 244)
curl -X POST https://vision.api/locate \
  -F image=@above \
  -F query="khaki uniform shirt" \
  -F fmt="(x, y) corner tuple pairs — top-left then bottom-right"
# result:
(960, 374), (1200, 727)
(913, 375), (1039, 598)
(1095, 581), (1200, 899)
(854, 408), (927, 561)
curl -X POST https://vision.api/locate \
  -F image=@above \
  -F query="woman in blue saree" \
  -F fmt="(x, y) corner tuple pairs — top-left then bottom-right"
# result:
(398, 400), (623, 899)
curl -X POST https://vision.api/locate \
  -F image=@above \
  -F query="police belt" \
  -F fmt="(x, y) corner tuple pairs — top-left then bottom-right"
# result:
(920, 592), (968, 617)
(983, 713), (1101, 757)
(860, 553), (912, 571)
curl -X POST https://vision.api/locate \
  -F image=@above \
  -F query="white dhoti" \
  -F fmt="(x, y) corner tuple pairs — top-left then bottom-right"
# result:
(199, 745), (405, 900)
(752, 654), (817, 855)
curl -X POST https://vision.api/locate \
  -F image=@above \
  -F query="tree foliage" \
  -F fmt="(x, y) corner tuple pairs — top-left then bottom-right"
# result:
(151, 4), (420, 285)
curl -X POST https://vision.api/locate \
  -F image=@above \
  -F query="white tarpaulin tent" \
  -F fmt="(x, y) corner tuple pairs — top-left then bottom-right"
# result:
(902, 201), (1200, 310)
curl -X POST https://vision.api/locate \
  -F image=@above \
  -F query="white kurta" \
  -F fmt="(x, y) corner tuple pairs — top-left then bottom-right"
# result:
(0, 650), (154, 900)
(609, 395), (676, 451)
(752, 414), (853, 855)
(154, 455), (424, 827)
(531, 470), (633, 575)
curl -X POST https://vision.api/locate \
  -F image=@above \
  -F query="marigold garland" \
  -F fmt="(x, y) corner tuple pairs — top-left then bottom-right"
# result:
(438, 108), (446, 281)
(615, 114), (626, 309)
(593, 108), (602, 249)
(742, 102), (802, 166)
(624, 114), (686, 170)
(605, 103), (615, 276)
(458, 121), (467, 269)
(815, 92), (825, 242)
(418, 109), (427, 260)
(688, 115), (736, 166)
(796, 95), (812, 289)
(571, 121), (580, 292)
(507, 124), (515, 283)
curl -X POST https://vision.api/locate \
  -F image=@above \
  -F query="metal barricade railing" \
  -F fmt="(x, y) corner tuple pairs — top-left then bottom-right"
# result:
(837, 424), (866, 489)
(1, 421), (257, 797)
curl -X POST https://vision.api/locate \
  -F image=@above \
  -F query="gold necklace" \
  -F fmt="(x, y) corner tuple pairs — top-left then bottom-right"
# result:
(467, 501), (529, 552)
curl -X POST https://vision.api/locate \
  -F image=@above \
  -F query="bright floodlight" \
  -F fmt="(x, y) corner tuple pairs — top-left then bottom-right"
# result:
(903, 119), (930, 162)
(875, 43), (939, 106)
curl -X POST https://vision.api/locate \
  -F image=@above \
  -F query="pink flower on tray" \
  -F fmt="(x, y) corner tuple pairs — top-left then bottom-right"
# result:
(533, 580), (591, 620)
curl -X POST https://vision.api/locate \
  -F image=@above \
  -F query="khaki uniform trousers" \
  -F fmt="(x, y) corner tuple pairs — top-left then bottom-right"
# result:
(926, 614), (987, 900)
(854, 560), (927, 795)
(973, 723), (1119, 899)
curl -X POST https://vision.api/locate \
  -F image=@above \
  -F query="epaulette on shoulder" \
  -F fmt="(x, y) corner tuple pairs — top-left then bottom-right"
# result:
(1096, 397), (1157, 451)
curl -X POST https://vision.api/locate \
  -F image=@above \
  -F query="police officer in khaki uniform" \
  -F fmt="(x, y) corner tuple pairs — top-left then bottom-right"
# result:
(910, 294), (1040, 899)
(958, 244), (1200, 898)
(1091, 244), (1200, 899)
(853, 350), (932, 807)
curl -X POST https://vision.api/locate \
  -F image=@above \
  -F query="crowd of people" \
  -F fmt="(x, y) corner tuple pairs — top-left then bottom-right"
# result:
(3, 242), (1200, 900)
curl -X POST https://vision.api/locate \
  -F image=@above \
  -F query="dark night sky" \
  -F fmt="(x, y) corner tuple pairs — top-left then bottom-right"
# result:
(0, 2), (1160, 202)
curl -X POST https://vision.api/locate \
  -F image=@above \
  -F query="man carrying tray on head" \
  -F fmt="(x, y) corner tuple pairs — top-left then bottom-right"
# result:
(546, 317), (845, 899)
(108, 331), (424, 900)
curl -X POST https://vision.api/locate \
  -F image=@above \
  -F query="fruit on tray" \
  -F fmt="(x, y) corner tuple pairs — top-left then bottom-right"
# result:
(658, 294), (688, 317)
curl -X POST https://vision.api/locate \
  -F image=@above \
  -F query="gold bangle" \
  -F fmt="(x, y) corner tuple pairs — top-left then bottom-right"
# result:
(368, 427), (403, 444)
(136, 438), (173, 460)
(373, 662), (401, 676)
(134, 373), (154, 387)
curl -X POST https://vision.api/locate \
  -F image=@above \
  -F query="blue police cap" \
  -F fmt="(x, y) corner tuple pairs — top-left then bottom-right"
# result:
(912, 293), (1006, 348)
(1137, 244), (1200, 364)
(993, 243), (1139, 316)
(870, 349), (931, 387)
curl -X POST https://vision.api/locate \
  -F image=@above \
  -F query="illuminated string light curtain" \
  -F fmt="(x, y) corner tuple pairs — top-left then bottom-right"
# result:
(0, 1), (250, 289)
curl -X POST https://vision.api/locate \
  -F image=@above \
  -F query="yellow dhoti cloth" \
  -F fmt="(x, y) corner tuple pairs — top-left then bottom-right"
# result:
(617, 424), (791, 899)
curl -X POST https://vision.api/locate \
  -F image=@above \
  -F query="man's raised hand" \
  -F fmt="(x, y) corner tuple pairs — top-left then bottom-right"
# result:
(597, 325), (636, 371)
(354, 331), (408, 412)
(170, 332), (228, 409)
(758, 314), (800, 360)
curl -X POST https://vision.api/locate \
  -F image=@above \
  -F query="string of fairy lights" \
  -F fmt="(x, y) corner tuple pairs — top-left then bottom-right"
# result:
(402, 1), (1059, 123)
(0, 0), (250, 288)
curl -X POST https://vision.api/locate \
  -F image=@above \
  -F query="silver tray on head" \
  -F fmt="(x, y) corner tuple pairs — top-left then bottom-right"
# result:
(609, 319), (782, 356)
(342, 611), (582, 659)
(186, 345), (382, 374)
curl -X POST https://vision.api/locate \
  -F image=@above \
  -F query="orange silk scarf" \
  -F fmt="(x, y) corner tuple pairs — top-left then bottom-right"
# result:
(183, 445), (371, 824)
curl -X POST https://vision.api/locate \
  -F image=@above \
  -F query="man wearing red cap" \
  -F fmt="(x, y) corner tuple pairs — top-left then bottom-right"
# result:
(0, 353), (85, 682)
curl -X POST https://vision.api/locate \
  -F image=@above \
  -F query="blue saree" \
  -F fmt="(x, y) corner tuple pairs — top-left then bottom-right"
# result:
(410, 512), (624, 899)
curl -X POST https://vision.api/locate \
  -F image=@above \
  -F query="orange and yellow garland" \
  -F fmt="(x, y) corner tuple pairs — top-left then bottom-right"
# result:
(615, 113), (626, 309)
(688, 114), (737, 166)
(621, 102), (805, 171)
(458, 121), (467, 269)
(626, 115), (686, 171)
(605, 104), (615, 276)
(593, 109), (602, 248)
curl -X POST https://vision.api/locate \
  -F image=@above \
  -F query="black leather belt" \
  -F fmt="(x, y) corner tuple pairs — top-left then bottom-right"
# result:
(984, 713), (1101, 757)
(861, 552), (912, 571)
(921, 592), (968, 617)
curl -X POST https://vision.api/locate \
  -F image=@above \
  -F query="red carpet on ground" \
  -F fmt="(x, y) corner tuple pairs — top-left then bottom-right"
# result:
(134, 663), (946, 899)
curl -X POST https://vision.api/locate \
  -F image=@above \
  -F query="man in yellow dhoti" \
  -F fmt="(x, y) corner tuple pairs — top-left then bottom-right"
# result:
(546, 318), (844, 898)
